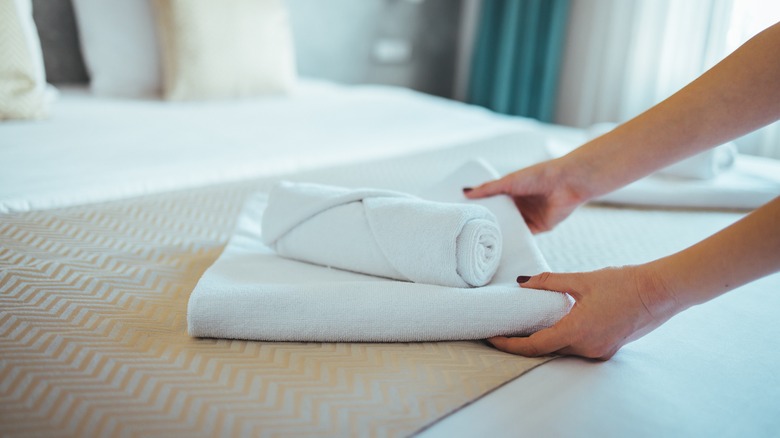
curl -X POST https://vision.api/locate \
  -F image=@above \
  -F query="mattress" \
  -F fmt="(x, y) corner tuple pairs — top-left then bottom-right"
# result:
(0, 79), (540, 213)
(2, 82), (779, 437)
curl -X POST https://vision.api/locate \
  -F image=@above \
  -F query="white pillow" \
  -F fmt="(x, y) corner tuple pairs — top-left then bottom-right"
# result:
(0, 0), (57, 120)
(152, 0), (297, 101)
(71, 0), (162, 97)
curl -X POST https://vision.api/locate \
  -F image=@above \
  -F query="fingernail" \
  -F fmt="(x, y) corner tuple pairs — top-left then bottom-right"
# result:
(516, 275), (531, 284)
(462, 187), (473, 193)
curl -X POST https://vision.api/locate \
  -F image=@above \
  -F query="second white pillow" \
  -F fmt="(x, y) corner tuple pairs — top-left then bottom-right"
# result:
(153, 0), (297, 101)
(71, 0), (162, 97)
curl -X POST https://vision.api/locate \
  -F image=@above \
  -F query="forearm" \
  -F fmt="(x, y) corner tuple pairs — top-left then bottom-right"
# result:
(645, 196), (780, 313)
(564, 22), (780, 200)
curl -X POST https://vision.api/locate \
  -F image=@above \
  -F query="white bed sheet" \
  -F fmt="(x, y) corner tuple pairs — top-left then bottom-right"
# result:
(0, 79), (538, 213)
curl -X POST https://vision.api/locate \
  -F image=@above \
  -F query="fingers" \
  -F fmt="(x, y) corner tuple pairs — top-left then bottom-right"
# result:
(488, 324), (570, 357)
(486, 272), (580, 357)
(463, 177), (511, 200)
(490, 269), (638, 360)
(490, 334), (617, 361)
(520, 272), (581, 300)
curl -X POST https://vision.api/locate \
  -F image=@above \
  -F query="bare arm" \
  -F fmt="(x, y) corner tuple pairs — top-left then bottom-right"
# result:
(651, 196), (780, 310)
(466, 21), (780, 231)
(567, 20), (780, 199)
(467, 22), (780, 359)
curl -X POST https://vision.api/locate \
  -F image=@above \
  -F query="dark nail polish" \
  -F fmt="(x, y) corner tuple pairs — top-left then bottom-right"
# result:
(516, 275), (531, 284)
(462, 187), (473, 193)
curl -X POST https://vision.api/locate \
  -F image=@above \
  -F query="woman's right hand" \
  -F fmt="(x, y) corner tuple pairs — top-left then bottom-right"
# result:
(464, 157), (590, 234)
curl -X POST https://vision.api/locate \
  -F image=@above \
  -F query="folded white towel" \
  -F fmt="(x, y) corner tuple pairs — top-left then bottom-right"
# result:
(261, 182), (502, 287)
(187, 160), (572, 342)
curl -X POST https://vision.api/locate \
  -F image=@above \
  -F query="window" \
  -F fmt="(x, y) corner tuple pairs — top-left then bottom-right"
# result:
(726, 2), (780, 52)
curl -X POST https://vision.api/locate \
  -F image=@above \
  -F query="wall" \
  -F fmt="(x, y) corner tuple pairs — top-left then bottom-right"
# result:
(286, 0), (462, 98)
(32, 0), (463, 98)
(32, 0), (88, 84)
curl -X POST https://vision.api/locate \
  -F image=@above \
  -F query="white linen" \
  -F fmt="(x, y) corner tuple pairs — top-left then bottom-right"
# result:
(262, 181), (502, 287)
(71, 0), (162, 97)
(0, 80), (536, 213)
(187, 160), (572, 342)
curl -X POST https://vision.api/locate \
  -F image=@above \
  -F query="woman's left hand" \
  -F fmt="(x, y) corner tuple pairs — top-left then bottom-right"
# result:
(490, 266), (680, 360)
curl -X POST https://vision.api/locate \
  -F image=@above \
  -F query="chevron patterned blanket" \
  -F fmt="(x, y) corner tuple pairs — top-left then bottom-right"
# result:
(0, 168), (550, 437)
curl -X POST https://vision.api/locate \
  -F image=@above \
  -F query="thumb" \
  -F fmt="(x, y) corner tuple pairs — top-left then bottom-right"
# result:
(520, 272), (580, 300)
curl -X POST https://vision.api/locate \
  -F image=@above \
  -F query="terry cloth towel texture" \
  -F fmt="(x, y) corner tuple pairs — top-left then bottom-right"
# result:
(261, 181), (502, 288)
(187, 160), (572, 342)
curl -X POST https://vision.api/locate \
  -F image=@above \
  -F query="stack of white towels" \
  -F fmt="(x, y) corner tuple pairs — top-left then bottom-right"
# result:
(187, 161), (572, 342)
(261, 181), (502, 288)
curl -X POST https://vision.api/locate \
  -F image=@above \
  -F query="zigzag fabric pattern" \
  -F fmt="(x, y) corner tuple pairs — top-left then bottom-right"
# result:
(0, 181), (548, 437)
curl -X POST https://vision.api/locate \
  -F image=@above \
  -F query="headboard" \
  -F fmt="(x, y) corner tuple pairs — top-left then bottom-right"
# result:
(31, 0), (462, 98)
(32, 0), (88, 84)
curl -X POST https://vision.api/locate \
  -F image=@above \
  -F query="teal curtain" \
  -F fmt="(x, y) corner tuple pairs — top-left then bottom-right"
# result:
(468, 0), (570, 122)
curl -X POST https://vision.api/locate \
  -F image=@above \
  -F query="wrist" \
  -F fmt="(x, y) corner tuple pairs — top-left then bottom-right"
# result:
(553, 152), (601, 204)
(631, 263), (684, 322)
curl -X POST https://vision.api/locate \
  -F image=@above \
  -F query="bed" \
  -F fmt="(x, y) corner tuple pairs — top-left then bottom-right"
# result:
(2, 79), (779, 437)
(3, 0), (780, 435)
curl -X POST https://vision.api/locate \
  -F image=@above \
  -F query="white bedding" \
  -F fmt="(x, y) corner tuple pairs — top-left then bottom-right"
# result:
(0, 79), (537, 213)
(3, 81), (779, 436)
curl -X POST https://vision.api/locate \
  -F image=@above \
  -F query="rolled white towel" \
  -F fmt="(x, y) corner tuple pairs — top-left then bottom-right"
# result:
(261, 181), (502, 287)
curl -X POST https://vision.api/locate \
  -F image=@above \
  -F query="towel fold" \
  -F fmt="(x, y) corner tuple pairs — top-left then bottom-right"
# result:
(187, 160), (572, 342)
(261, 182), (502, 287)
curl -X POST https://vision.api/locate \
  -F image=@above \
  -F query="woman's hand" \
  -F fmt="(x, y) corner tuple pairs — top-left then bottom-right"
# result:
(490, 265), (681, 360)
(491, 197), (780, 360)
(463, 158), (590, 234)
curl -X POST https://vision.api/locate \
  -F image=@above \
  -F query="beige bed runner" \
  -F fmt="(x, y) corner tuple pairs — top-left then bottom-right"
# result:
(0, 181), (549, 437)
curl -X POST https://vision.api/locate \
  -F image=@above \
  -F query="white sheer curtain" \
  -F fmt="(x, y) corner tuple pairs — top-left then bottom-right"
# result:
(555, 0), (780, 159)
